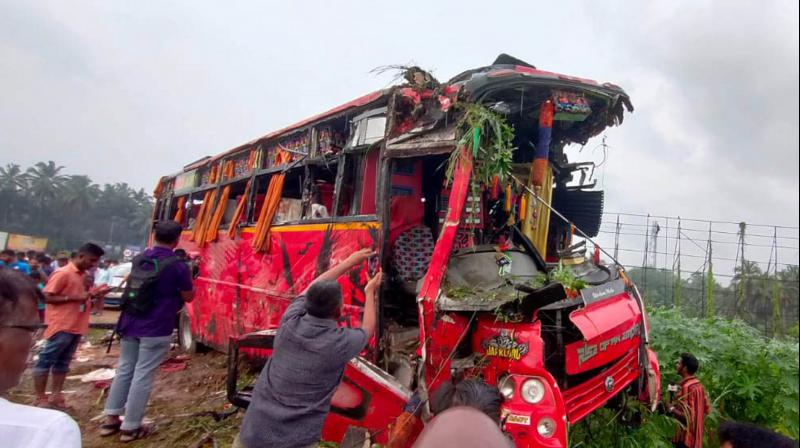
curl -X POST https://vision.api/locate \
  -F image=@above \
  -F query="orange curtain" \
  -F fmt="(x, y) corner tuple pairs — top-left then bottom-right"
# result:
(190, 164), (220, 242)
(199, 160), (242, 246)
(199, 161), (237, 245)
(251, 174), (285, 252)
(191, 189), (216, 241)
(227, 150), (258, 240)
(153, 177), (166, 198)
(252, 151), (290, 252)
(227, 180), (252, 239)
(173, 196), (186, 223)
(204, 185), (231, 243)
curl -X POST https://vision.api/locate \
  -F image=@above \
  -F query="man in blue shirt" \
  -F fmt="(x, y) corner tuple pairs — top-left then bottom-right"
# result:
(238, 248), (382, 448)
(0, 250), (31, 274)
(13, 252), (31, 275)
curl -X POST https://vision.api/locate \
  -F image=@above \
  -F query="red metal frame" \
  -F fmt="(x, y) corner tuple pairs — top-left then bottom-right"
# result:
(417, 147), (473, 390)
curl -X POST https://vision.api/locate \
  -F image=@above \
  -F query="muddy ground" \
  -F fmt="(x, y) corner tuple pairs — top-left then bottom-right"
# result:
(7, 311), (250, 448)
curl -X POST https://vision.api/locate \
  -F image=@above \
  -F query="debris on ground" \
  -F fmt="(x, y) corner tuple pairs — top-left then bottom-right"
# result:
(161, 355), (190, 373)
(10, 331), (241, 448)
(78, 368), (116, 383)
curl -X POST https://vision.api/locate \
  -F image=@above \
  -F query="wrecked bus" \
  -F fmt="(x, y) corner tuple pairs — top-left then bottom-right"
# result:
(151, 54), (661, 447)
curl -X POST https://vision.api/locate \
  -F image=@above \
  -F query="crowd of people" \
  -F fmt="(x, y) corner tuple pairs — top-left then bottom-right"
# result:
(0, 222), (797, 447)
(0, 249), (122, 320)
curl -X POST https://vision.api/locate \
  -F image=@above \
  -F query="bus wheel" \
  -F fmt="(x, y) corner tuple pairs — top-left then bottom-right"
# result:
(179, 310), (204, 354)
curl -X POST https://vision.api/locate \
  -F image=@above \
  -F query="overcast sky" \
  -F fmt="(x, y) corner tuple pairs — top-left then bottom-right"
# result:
(1, 0), (798, 270)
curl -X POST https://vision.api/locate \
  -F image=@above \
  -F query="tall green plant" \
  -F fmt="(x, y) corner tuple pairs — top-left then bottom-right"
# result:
(706, 261), (715, 318)
(772, 281), (783, 338)
(571, 309), (799, 447)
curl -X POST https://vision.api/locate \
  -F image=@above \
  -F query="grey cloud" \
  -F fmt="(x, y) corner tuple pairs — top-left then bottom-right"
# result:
(0, 0), (796, 243)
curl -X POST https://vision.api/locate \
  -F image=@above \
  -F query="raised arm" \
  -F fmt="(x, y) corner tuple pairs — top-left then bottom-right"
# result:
(360, 271), (382, 341)
(303, 248), (374, 294)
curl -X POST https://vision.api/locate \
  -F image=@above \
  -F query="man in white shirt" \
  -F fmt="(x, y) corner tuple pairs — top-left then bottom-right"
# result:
(0, 268), (81, 447)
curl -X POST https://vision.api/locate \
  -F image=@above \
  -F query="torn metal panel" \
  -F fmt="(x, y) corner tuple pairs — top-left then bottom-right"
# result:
(385, 124), (457, 158)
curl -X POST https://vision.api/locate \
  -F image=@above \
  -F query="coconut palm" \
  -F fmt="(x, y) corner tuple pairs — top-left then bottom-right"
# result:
(0, 163), (28, 226)
(25, 161), (68, 232)
(0, 163), (27, 192)
(59, 175), (101, 240)
(62, 175), (100, 214)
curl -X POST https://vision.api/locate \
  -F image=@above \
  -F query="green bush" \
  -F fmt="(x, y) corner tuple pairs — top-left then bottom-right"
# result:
(569, 308), (799, 447)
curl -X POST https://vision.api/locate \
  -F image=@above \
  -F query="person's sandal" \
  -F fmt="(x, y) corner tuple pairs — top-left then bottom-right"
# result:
(99, 422), (121, 437)
(119, 425), (155, 443)
(33, 397), (50, 408)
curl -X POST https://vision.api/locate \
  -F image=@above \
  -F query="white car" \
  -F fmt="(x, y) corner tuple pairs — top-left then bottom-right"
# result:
(101, 262), (132, 308)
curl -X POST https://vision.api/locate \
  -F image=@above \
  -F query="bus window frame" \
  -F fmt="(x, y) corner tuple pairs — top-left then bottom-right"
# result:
(184, 185), (218, 230)
(163, 102), (394, 232)
(242, 152), (380, 228)
(216, 177), (251, 231)
(167, 193), (190, 225)
(333, 151), (368, 218)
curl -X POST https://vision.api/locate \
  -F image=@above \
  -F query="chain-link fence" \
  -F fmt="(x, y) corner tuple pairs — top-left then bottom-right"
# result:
(592, 212), (799, 337)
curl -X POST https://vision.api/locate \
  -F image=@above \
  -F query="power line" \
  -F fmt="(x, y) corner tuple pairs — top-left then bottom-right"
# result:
(612, 247), (799, 267)
(615, 266), (800, 282)
(596, 230), (800, 250)
(599, 223), (800, 240)
(604, 212), (800, 230)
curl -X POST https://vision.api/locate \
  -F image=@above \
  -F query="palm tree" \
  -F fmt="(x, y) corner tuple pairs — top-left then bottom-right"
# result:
(25, 161), (68, 232)
(62, 175), (100, 214)
(60, 175), (100, 240)
(129, 188), (154, 243)
(732, 260), (768, 324)
(0, 163), (26, 191)
(0, 163), (28, 226)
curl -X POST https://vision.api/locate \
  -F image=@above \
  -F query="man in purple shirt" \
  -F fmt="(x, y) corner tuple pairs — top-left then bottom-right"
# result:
(99, 221), (193, 442)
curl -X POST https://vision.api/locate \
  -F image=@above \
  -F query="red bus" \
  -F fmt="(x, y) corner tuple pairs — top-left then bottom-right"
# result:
(151, 54), (661, 447)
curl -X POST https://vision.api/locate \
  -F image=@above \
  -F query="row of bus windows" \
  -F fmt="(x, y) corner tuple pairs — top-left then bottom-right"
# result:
(156, 152), (371, 230)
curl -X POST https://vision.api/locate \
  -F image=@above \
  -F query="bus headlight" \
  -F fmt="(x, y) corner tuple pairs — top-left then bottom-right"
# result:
(520, 378), (546, 404)
(498, 375), (515, 399)
(536, 417), (556, 438)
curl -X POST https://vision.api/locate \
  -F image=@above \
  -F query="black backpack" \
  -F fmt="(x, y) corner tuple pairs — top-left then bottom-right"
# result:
(120, 254), (180, 317)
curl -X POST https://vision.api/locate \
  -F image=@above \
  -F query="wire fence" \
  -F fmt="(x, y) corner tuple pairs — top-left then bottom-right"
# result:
(592, 212), (800, 337)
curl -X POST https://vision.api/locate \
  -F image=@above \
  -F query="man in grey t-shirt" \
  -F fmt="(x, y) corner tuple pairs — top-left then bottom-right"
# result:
(238, 249), (381, 448)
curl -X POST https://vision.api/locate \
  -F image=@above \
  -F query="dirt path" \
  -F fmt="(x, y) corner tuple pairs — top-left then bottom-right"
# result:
(7, 319), (244, 448)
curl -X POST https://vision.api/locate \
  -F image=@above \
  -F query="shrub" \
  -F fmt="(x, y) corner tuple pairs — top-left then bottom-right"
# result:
(569, 308), (799, 447)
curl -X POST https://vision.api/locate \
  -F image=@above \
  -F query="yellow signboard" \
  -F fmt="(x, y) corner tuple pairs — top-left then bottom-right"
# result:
(6, 234), (48, 251)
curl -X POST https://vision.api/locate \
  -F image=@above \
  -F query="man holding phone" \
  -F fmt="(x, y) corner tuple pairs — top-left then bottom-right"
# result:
(238, 248), (382, 448)
(33, 243), (107, 409)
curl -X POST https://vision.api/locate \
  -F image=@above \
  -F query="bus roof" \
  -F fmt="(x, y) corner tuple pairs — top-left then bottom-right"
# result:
(177, 55), (630, 174)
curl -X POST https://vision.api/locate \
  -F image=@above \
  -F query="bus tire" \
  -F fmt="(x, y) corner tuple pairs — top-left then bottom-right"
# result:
(179, 310), (204, 354)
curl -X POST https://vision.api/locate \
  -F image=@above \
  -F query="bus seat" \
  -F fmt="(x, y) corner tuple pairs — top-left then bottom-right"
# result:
(275, 198), (302, 224)
(389, 196), (424, 246)
(392, 224), (434, 294)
